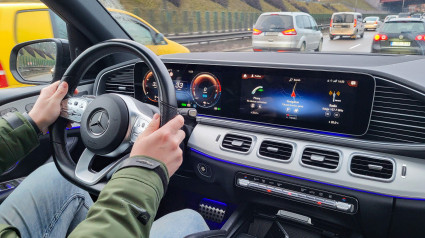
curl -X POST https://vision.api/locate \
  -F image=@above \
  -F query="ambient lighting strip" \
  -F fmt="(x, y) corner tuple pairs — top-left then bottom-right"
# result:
(190, 148), (425, 201)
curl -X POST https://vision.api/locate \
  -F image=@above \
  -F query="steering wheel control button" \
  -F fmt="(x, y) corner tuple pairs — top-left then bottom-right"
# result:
(131, 117), (151, 143)
(236, 173), (357, 214)
(60, 96), (94, 123)
(197, 163), (212, 177)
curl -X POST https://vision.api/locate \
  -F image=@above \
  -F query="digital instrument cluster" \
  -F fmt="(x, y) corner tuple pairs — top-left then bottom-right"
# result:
(139, 67), (222, 110)
(136, 64), (375, 136)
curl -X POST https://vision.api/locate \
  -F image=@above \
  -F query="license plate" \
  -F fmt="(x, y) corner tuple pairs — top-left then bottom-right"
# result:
(333, 25), (341, 28)
(265, 32), (279, 36)
(391, 41), (411, 47)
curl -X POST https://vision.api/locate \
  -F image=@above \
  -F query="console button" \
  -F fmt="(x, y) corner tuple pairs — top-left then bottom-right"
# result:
(336, 202), (353, 212)
(238, 179), (250, 187)
(197, 163), (212, 177)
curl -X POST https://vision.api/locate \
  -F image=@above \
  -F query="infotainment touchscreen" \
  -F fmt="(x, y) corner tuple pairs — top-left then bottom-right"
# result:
(136, 63), (375, 136)
(239, 71), (375, 135)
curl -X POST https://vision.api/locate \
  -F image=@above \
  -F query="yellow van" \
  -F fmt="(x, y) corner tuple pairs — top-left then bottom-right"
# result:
(0, 3), (189, 88)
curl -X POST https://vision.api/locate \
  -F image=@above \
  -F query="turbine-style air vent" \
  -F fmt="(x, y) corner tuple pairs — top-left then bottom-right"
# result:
(259, 140), (293, 161)
(301, 147), (340, 171)
(221, 134), (253, 153)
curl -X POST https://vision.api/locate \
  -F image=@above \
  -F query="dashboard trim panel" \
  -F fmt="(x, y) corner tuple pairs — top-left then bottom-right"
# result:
(197, 115), (425, 157)
(188, 124), (425, 199)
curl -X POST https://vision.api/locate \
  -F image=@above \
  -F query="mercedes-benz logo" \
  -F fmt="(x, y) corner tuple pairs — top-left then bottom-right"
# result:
(399, 35), (404, 40)
(89, 110), (109, 136)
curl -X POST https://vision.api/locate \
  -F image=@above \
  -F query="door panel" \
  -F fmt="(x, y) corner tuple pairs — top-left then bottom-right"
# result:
(0, 84), (91, 202)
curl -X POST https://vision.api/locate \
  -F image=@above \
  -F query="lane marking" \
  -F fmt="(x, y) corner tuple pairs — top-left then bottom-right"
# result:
(349, 44), (361, 50)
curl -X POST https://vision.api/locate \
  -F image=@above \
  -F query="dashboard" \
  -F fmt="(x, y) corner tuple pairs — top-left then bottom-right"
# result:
(136, 64), (375, 136)
(91, 52), (425, 237)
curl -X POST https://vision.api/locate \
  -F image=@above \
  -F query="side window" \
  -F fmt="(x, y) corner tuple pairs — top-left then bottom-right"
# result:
(309, 16), (318, 31)
(302, 16), (312, 30)
(296, 15), (304, 29)
(15, 10), (54, 43)
(50, 11), (68, 39)
(111, 12), (154, 45)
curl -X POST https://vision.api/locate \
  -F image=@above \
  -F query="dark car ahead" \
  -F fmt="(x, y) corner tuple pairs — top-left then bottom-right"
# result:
(371, 18), (425, 55)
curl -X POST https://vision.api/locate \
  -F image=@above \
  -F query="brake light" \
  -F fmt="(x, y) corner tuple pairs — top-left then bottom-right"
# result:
(253, 49), (263, 52)
(0, 61), (8, 88)
(415, 35), (425, 41)
(253, 28), (262, 35)
(374, 34), (388, 41)
(330, 19), (333, 27)
(282, 28), (297, 35)
(375, 21), (378, 24)
(354, 19), (357, 27)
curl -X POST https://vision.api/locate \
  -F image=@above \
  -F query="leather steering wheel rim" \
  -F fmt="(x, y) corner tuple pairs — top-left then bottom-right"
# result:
(50, 39), (177, 194)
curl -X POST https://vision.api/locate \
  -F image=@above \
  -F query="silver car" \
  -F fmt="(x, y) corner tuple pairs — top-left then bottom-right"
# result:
(252, 12), (323, 52)
(364, 16), (381, 31)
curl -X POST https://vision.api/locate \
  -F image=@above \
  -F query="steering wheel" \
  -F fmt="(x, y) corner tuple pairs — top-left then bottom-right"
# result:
(50, 39), (178, 194)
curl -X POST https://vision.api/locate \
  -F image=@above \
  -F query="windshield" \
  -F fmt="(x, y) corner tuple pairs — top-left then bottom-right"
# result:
(2, 0), (425, 74)
(332, 14), (354, 23)
(381, 22), (425, 34)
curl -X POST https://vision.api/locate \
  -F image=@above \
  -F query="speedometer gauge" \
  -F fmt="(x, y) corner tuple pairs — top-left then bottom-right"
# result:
(142, 71), (158, 102)
(190, 73), (222, 108)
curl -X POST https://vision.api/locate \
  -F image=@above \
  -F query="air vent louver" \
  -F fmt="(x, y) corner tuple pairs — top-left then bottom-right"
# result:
(259, 140), (293, 161)
(350, 155), (394, 180)
(301, 148), (339, 170)
(221, 134), (252, 153)
(104, 66), (134, 96)
(363, 78), (425, 144)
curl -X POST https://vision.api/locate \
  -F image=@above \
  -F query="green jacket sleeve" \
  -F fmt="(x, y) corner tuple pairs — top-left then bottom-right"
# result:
(69, 156), (169, 238)
(0, 112), (39, 173)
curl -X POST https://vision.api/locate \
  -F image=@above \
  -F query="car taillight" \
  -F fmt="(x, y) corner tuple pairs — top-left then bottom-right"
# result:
(415, 35), (425, 41)
(374, 34), (388, 41)
(354, 19), (357, 27)
(374, 21), (378, 24)
(0, 61), (8, 88)
(253, 49), (263, 52)
(253, 28), (262, 35)
(330, 19), (333, 27)
(282, 28), (297, 35)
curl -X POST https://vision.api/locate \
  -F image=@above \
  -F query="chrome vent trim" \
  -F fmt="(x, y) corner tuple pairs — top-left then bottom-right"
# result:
(258, 140), (294, 162)
(220, 133), (254, 154)
(300, 146), (341, 172)
(363, 78), (425, 144)
(99, 65), (134, 97)
(349, 153), (395, 182)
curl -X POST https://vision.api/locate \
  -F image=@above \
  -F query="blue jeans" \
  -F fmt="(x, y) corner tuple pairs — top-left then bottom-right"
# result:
(0, 163), (209, 238)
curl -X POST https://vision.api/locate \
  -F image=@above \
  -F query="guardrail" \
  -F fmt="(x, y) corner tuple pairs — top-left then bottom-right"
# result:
(167, 30), (252, 44)
(168, 25), (330, 45)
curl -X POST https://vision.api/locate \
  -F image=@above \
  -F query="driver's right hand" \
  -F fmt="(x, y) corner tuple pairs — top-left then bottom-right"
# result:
(130, 114), (185, 177)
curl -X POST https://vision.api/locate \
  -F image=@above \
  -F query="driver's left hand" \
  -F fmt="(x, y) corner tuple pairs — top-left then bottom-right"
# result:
(29, 81), (77, 134)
